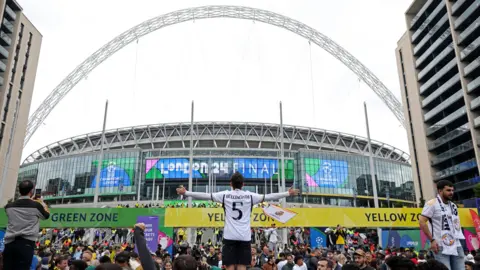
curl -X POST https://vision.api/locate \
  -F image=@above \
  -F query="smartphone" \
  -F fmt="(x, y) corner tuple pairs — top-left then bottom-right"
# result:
(34, 188), (42, 199)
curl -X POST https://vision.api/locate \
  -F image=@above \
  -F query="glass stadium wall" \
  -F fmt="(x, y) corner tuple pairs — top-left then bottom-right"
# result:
(17, 149), (415, 207)
(298, 150), (415, 207)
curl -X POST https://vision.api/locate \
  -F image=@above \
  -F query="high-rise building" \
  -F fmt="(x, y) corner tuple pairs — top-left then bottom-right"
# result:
(396, 0), (480, 203)
(0, 0), (42, 204)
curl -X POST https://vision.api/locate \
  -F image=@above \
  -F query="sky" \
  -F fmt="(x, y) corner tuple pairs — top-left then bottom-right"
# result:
(18, 0), (414, 161)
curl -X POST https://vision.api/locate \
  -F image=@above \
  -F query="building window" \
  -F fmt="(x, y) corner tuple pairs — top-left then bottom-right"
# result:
(19, 33), (32, 90)
(399, 49), (424, 203)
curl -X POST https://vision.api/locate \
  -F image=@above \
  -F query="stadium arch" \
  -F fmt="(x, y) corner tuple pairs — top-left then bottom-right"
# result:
(24, 5), (405, 147)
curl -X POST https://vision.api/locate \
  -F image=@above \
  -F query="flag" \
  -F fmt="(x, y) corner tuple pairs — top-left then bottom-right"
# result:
(262, 205), (297, 224)
(469, 209), (480, 244)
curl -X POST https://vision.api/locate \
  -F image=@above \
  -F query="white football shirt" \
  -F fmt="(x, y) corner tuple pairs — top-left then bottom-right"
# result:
(185, 189), (289, 242)
(421, 198), (462, 247)
(211, 189), (265, 242)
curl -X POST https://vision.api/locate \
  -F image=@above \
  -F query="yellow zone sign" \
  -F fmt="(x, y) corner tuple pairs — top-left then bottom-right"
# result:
(165, 208), (477, 228)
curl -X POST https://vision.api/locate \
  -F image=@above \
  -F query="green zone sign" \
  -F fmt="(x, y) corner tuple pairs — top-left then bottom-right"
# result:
(0, 208), (165, 229)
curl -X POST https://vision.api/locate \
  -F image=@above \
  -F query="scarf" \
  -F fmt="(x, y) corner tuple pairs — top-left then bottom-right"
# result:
(436, 195), (464, 255)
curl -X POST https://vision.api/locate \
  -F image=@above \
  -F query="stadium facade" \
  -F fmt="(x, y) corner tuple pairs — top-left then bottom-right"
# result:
(18, 122), (417, 207)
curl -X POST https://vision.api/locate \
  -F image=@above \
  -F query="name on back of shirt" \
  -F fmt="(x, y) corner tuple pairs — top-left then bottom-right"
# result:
(225, 194), (251, 200)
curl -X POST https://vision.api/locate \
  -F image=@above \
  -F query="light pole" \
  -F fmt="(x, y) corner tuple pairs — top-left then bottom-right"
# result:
(271, 172), (278, 193)
(264, 175), (267, 194)
(386, 186), (390, 208)
(162, 176), (165, 204)
(353, 188), (357, 207)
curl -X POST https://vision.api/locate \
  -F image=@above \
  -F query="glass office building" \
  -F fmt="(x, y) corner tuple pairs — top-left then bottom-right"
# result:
(18, 122), (415, 207)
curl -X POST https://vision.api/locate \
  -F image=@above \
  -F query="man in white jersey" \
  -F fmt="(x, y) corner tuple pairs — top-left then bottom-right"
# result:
(177, 171), (298, 270)
(419, 180), (465, 270)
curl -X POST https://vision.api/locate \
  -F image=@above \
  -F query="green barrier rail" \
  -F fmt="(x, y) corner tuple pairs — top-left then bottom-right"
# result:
(0, 208), (165, 229)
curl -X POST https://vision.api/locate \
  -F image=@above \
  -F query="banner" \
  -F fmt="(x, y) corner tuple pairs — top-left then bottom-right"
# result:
(382, 229), (478, 251)
(164, 208), (477, 228)
(464, 228), (480, 251)
(305, 158), (348, 188)
(469, 209), (480, 244)
(136, 216), (159, 253)
(0, 230), (4, 252)
(159, 227), (174, 255)
(146, 158), (295, 180)
(382, 230), (422, 250)
(91, 158), (136, 188)
(0, 208), (165, 228)
(309, 228), (327, 248)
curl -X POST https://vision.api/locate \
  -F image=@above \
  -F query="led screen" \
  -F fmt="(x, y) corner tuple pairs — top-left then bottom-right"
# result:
(304, 158), (348, 188)
(90, 158), (135, 188)
(145, 158), (294, 180)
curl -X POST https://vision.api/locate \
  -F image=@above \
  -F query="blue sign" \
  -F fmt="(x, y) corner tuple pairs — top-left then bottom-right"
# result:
(91, 162), (131, 188)
(0, 230), (4, 252)
(148, 158), (284, 179)
(136, 216), (159, 254)
(309, 228), (327, 248)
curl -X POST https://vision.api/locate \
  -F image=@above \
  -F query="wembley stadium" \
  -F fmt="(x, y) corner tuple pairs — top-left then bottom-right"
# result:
(18, 122), (416, 207)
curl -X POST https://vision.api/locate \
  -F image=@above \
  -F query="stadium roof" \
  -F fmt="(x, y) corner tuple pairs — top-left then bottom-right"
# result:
(23, 122), (410, 164)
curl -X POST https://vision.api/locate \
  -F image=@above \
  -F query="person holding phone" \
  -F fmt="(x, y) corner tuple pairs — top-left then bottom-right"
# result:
(3, 180), (50, 270)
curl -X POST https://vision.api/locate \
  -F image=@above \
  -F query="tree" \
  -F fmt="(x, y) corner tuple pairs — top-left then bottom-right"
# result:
(474, 183), (480, 198)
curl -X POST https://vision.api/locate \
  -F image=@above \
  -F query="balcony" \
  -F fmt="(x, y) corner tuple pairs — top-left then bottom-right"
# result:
(460, 36), (480, 61)
(4, 5), (16, 21)
(417, 45), (454, 81)
(468, 77), (480, 93)
(458, 17), (480, 45)
(475, 116), (480, 128)
(1, 19), (13, 34)
(464, 57), (480, 77)
(454, 176), (480, 192)
(431, 140), (474, 165)
(0, 31), (11, 47)
(414, 14), (449, 56)
(0, 45), (8, 59)
(455, 2), (480, 30)
(411, 2), (446, 43)
(424, 89), (463, 122)
(416, 30), (452, 68)
(471, 96), (480, 110)
(426, 106), (466, 136)
(410, 0), (435, 30)
(434, 158), (477, 181)
(422, 74), (460, 108)
(420, 58), (457, 94)
(452, 0), (470, 16)
(428, 124), (469, 150)
(0, 60), (6, 73)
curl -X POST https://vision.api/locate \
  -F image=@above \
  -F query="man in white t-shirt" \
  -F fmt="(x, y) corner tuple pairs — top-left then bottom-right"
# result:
(177, 172), (299, 270)
(265, 224), (278, 255)
(419, 180), (465, 270)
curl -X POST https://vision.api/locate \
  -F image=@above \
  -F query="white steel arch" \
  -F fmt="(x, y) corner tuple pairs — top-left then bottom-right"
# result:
(24, 5), (405, 147)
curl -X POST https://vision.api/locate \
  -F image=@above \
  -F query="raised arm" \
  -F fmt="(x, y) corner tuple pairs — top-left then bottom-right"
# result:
(133, 223), (156, 270)
(184, 191), (213, 201)
(251, 187), (299, 204)
(177, 186), (224, 202)
(264, 192), (290, 201)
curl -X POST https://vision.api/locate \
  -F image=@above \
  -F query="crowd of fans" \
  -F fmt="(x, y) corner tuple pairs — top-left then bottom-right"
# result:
(6, 225), (480, 270)
(3, 180), (480, 270)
